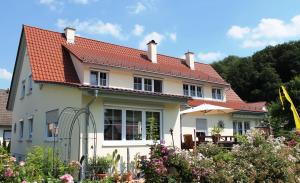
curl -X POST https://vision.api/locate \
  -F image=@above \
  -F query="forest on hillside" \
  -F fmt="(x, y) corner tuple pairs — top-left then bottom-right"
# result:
(211, 41), (300, 135)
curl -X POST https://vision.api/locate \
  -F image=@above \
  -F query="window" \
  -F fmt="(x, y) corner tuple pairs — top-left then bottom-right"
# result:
(196, 118), (208, 134)
(3, 130), (11, 141)
(90, 71), (107, 86)
(146, 112), (160, 140)
(144, 78), (152, 91)
(46, 109), (59, 138)
(104, 108), (161, 142)
(28, 118), (33, 139)
(183, 84), (189, 96)
(190, 85), (196, 97)
(196, 86), (203, 98)
(233, 121), (251, 135)
(212, 88), (223, 100)
(104, 109), (122, 140)
(233, 122), (237, 135)
(183, 84), (203, 98)
(90, 71), (98, 85)
(238, 122), (243, 135)
(133, 77), (163, 93)
(218, 120), (225, 128)
(28, 75), (33, 93)
(154, 80), (162, 93)
(126, 110), (142, 140)
(134, 77), (142, 90)
(21, 81), (25, 98)
(100, 72), (107, 86)
(244, 121), (250, 133)
(19, 121), (24, 139)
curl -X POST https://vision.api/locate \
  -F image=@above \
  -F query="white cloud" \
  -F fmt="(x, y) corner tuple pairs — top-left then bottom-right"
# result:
(0, 68), (12, 80)
(39, 0), (96, 10)
(228, 14), (300, 48)
(227, 26), (250, 39)
(56, 18), (126, 40)
(168, 33), (177, 42)
(70, 0), (97, 4)
(132, 24), (144, 36)
(128, 2), (146, 14)
(197, 52), (223, 63)
(139, 32), (165, 50)
(39, 0), (63, 10)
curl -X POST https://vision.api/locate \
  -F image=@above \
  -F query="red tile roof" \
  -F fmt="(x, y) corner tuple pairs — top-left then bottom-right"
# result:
(24, 25), (227, 86)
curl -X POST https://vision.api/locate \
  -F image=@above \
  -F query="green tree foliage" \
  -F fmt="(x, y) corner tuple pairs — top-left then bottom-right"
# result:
(212, 41), (300, 132)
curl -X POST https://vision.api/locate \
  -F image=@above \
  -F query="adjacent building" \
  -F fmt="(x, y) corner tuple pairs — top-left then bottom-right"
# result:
(0, 89), (12, 144)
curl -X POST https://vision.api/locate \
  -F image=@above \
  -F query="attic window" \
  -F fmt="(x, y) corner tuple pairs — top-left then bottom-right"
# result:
(133, 77), (162, 93)
(90, 71), (107, 86)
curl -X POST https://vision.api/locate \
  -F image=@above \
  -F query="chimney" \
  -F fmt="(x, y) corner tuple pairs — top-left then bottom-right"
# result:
(147, 40), (157, 64)
(64, 27), (76, 44)
(185, 51), (195, 70)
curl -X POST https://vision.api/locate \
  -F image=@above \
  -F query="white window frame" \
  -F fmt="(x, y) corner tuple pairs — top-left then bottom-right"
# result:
(45, 109), (59, 141)
(133, 76), (163, 93)
(183, 83), (204, 99)
(233, 121), (251, 135)
(90, 70), (109, 87)
(212, 88), (224, 101)
(103, 106), (162, 146)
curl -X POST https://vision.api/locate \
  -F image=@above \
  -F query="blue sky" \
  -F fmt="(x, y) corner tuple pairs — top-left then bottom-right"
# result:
(1, 0), (300, 89)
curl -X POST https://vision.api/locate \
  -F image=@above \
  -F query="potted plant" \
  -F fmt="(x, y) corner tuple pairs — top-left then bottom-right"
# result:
(211, 126), (223, 143)
(90, 156), (111, 180)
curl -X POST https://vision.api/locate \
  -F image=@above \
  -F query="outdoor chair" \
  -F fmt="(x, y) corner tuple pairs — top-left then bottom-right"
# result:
(196, 132), (206, 145)
(182, 134), (194, 150)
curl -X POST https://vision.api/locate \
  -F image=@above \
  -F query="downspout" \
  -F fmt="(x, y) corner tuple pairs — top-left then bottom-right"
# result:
(81, 89), (99, 181)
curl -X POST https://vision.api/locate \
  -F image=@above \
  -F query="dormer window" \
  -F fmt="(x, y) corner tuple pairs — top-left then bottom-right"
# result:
(212, 88), (223, 100)
(134, 77), (162, 93)
(183, 84), (203, 98)
(90, 71), (107, 86)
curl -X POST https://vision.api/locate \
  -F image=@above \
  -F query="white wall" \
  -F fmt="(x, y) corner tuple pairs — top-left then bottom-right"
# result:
(10, 48), (83, 159)
(70, 57), (227, 101)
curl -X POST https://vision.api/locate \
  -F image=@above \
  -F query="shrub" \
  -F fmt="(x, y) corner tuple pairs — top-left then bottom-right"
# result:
(140, 129), (300, 183)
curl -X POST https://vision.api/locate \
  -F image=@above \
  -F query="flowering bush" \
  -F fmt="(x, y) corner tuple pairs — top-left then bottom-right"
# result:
(0, 146), (76, 183)
(140, 129), (300, 183)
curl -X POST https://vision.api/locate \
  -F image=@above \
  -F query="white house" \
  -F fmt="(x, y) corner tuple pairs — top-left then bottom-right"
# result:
(7, 25), (266, 161)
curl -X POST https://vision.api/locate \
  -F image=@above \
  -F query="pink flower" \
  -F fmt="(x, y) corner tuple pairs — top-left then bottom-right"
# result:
(22, 181), (27, 183)
(60, 174), (74, 183)
(19, 161), (25, 166)
(4, 168), (13, 177)
(10, 157), (16, 162)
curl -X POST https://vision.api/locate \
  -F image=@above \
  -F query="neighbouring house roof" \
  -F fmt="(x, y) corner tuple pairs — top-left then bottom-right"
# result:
(0, 89), (12, 126)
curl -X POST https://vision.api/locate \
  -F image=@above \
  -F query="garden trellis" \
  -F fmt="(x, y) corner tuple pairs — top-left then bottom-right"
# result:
(53, 106), (97, 179)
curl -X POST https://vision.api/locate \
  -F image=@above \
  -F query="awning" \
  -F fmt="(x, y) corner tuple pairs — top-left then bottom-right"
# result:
(180, 103), (237, 115)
